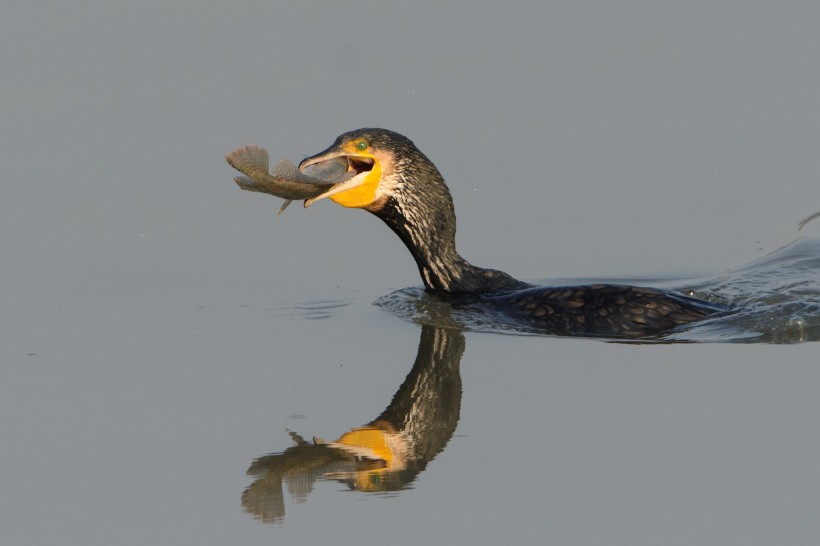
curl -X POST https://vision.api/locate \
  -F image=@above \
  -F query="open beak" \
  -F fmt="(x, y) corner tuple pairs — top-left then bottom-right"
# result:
(299, 151), (376, 207)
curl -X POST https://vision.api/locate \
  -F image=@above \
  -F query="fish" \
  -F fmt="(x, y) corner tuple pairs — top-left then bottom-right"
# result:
(226, 145), (352, 215)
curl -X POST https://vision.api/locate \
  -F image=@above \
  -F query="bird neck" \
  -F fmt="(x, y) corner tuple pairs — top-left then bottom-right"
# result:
(372, 184), (529, 295)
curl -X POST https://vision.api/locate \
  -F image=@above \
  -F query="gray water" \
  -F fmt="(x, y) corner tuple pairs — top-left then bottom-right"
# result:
(3, 2), (820, 545)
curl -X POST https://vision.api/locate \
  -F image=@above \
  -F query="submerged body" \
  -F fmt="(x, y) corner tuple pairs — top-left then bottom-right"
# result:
(230, 129), (726, 338)
(478, 284), (721, 337)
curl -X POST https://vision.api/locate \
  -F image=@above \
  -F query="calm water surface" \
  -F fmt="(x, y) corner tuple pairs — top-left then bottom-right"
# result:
(3, 2), (820, 545)
(3, 238), (820, 545)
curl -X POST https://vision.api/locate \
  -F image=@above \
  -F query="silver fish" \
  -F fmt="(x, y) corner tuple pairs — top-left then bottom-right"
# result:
(226, 145), (351, 215)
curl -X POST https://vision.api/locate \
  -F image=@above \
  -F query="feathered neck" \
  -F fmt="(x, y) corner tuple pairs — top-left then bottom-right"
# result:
(370, 160), (528, 295)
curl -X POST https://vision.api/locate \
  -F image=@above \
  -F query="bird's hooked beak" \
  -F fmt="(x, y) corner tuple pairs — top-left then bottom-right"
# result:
(298, 144), (382, 209)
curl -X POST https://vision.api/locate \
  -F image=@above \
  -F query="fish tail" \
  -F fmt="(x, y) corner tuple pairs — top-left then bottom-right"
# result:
(225, 145), (270, 179)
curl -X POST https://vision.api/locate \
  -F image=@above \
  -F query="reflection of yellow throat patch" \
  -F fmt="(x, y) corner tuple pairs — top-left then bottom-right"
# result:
(335, 426), (394, 465)
(329, 160), (382, 208)
(334, 425), (397, 492)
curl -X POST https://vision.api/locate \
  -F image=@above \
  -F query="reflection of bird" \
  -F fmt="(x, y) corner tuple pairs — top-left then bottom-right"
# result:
(299, 128), (726, 337)
(242, 326), (464, 523)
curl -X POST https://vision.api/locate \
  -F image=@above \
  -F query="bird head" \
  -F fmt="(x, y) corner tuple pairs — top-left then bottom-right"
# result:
(299, 128), (432, 212)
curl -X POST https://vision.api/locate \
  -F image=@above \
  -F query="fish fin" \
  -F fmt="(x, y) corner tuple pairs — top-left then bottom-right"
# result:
(225, 145), (270, 179)
(272, 159), (325, 185)
(277, 200), (293, 216)
(271, 159), (301, 179)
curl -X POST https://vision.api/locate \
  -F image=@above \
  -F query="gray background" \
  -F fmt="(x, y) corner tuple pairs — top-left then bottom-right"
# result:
(2, 2), (819, 545)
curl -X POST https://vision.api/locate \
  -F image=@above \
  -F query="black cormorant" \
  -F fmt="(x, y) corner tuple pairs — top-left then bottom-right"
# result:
(296, 128), (725, 338)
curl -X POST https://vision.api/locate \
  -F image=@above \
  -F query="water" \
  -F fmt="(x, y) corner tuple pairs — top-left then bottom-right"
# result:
(682, 237), (820, 343)
(3, 2), (820, 545)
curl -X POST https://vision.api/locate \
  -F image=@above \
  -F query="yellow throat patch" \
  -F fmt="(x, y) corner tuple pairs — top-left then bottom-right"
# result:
(329, 159), (382, 208)
(328, 140), (382, 208)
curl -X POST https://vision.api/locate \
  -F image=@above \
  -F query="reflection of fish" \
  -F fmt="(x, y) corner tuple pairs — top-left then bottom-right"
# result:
(226, 145), (351, 215)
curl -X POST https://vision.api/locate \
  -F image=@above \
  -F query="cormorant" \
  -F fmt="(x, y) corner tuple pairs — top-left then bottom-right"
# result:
(296, 128), (725, 338)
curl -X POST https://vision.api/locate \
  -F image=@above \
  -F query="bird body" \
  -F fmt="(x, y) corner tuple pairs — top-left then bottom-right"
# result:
(479, 284), (720, 337)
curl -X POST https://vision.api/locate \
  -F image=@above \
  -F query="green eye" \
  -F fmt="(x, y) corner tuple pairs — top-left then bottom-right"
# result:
(356, 141), (367, 151)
